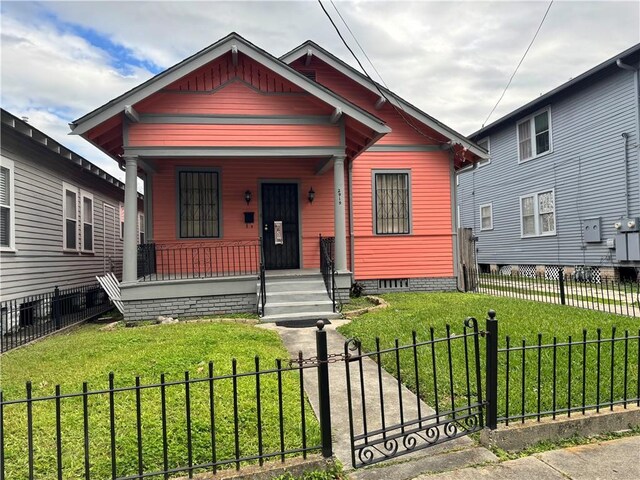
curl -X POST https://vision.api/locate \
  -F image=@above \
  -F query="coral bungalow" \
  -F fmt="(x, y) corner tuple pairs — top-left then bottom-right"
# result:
(70, 33), (486, 321)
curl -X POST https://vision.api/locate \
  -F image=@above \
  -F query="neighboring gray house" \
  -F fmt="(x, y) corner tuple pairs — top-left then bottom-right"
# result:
(457, 44), (640, 282)
(0, 109), (143, 306)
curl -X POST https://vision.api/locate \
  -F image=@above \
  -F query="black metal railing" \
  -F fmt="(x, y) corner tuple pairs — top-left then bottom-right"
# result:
(319, 235), (336, 312)
(259, 262), (266, 317)
(0, 283), (112, 353)
(0, 329), (332, 479)
(483, 311), (640, 428)
(474, 267), (640, 317)
(137, 240), (261, 281)
(344, 318), (485, 467)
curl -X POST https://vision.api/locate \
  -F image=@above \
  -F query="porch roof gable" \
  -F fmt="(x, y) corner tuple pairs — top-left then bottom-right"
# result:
(280, 40), (488, 160)
(70, 33), (391, 138)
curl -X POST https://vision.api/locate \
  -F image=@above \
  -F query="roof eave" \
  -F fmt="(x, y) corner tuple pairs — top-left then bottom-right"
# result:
(72, 33), (390, 137)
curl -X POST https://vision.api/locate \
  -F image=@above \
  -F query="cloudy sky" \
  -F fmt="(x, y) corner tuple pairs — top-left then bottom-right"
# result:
(2, 1), (638, 182)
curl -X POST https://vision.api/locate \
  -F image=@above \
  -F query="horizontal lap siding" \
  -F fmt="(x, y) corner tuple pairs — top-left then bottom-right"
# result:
(152, 158), (346, 270)
(290, 58), (454, 279)
(457, 68), (638, 267)
(352, 152), (454, 279)
(129, 124), (340, 147)
(136, 82), (332, 116)
(1, 132), (128, 301)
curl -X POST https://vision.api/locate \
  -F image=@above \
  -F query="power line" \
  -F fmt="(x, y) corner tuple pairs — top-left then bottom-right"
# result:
(317, 0), (444, 145)
(482, 0), (554, 127)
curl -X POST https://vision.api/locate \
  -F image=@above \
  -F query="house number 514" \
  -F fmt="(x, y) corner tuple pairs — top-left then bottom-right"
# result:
(337, 188), (342, 206)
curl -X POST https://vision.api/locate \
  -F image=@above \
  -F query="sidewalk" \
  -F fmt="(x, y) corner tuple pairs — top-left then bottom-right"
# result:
(412, 435), (640, 480)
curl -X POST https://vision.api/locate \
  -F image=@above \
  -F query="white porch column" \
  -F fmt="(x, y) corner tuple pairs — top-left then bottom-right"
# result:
(123, 155), (139, 283)
(333, 155), (348, 271)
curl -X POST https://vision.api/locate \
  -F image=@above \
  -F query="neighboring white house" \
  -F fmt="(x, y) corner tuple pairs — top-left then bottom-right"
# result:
(0, 109), (143, 306)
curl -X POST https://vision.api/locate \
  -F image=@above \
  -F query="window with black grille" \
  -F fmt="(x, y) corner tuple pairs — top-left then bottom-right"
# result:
(374, 172), (410, 234)
(178, 171), (219, 238)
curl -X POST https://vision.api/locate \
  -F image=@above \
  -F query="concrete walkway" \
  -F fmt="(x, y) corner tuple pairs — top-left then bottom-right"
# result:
(258, 319), (497, 478)
(413, 435), (640, 479)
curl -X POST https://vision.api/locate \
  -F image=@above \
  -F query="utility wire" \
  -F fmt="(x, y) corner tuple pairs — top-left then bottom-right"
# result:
(317, 0), (444, 145)
(482, 0), (554, 127)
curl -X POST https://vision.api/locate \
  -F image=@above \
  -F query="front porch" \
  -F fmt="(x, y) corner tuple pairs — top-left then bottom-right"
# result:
(124, 237), (350, 321)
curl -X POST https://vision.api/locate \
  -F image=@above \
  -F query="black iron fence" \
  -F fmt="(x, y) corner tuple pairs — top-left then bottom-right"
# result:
(137, 240), (261, 281)
(0, 284), (111, 353)
(344, 319), (485, 467)
(0, 328), (331, 479)
(474, 267), (640, 317)
(491, 314), (640, 426)
(319, 235), (336, 312)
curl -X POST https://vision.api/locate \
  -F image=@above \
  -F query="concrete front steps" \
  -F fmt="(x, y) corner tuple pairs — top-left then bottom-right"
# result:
(259, 271), (341, 322)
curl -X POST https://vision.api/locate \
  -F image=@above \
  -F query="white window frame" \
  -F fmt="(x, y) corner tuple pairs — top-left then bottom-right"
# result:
(63, 182), (79, 252)
(80, 191), (94, 252)
(479, 203), (493, 231)
(372, 170), (412, 235)
(0, 157), (16, 252)
(476, 137), (491, 167)
(516, 107), (553, 163)
(138, 212), (145, 244)
(519, 189), (556, 238)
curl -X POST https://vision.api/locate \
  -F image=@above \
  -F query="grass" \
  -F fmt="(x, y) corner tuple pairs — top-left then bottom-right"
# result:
(338, 292), (640, 424)
(0, 321), (320, 479)
(341, 296), (378, 312)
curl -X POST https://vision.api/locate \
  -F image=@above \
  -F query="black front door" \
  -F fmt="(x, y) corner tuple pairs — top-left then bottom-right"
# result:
(261, 183), (300, 270)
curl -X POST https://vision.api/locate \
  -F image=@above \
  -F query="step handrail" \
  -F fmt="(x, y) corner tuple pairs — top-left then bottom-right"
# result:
(319, 234), (336, 312)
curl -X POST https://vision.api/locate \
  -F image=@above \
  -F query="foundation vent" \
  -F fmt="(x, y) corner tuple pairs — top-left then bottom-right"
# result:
(378, 278), (409, 290)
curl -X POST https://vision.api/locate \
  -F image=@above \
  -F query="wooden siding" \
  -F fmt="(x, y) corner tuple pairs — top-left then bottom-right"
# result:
(151, 158), (349, 270)
(0, 130), (137, 301)
(351, 152), (454, 279)
(129, 123), (340, 147)
(457, 67), (639, 267)
(290, 58), (448, 145)
(136, 81), (333, 116)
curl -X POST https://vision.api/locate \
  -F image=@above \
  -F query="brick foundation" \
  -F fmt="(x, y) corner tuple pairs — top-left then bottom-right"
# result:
(124, 293), (257, 321)
(356, 277), (457, 295)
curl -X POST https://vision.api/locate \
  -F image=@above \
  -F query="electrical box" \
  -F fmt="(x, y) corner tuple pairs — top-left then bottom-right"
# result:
(620, 217), (640, 233)
(583, 217), (601, 243)
(615, 234), (628, 261)
(606, 238), (615, 249)
(628, 233), (640, 261)
(244, 212), (254, 224)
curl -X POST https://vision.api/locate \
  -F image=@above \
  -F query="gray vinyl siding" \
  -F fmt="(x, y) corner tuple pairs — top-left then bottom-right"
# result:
(0, 129), (134, 302)
(457, 67), (639, 268)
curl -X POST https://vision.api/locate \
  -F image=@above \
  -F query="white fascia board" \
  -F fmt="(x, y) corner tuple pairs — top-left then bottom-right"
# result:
(281, 44), (488, 159)
(72, 35), (389, 137)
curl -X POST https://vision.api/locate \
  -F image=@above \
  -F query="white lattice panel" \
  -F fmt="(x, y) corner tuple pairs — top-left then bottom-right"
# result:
(573, 266), (601, 284)
(499, 265), (513, 276)
(519, 265), (536, 278)
(545, 265), (560, 280)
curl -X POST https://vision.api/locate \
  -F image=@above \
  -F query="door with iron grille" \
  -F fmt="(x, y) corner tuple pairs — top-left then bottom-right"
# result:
(344, 318), (485, 468)
(261, 183), (300, 270)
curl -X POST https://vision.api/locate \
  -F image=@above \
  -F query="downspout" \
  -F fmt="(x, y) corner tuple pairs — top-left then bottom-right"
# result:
(617, 58), (640, 216)
(622, 133), (630, 217)
(348, 157), (355, 276)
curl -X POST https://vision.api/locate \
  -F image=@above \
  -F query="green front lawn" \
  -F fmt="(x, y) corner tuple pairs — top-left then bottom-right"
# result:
(338, 293), (640, 422)
(1, 321), (320, 479)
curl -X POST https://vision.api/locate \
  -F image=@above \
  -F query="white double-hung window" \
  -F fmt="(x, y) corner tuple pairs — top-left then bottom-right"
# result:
(81, 192), (94, 252)
(0, 157), (15, 251)
(63, 183), (94, 252)
(520, 190), (556, 237)
(517, 108), (551, 162)
(480, 203), (493, 231)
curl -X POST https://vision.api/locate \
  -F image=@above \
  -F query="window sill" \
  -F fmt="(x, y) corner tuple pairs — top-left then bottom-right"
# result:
(0, 247), (17, 253)
(81, 250), (95, 255)
(518, 149), (554, 164)
(521, 232), (557, 239)
(62, 249), (81, 254)
(480, 228), (494, 232)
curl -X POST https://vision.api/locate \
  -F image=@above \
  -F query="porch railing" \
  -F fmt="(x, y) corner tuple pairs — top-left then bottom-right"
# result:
(259, 262), (266, 317)
(319, 235), (336, 312)
(137, 240), (261, 281)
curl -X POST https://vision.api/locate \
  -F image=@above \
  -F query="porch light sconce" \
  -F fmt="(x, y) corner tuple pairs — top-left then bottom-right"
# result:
(244, 190), (252, 205)
(308, 187), (315, 204)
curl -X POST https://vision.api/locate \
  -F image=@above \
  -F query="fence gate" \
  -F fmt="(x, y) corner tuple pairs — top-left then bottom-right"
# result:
(344, 318), (485, 468)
